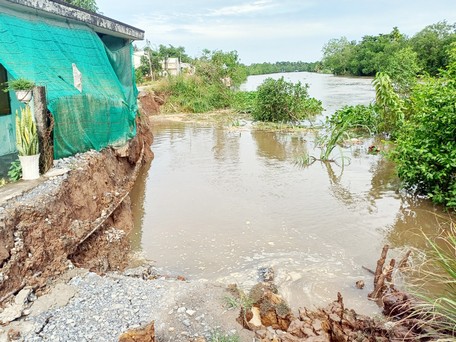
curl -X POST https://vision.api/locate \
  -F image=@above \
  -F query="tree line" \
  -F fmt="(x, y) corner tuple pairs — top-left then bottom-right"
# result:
(245, 61), (319, 75)
(321, 21), (456, 77)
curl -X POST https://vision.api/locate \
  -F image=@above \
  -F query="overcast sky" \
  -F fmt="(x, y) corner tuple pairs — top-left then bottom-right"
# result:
(97, 0), (456, 65)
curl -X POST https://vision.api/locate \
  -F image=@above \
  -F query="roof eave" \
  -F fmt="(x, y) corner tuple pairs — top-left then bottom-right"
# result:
(1, 0), (145, 40)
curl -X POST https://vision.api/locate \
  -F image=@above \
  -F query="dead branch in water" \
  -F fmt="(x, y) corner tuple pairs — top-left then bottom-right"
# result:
(362, 265), (375, 274)
(368, 245), (411, 301)
(398, 250), (411, 270)
(373, 245), (389, 286)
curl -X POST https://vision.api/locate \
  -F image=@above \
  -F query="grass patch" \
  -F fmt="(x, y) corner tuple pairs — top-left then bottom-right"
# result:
(407, 221), (456, 339)
(210, 330), (240, 342)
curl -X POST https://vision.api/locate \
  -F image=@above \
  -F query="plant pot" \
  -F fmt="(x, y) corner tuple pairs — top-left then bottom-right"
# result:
(15, 90), (32, 103)
(19, 154), (40, 180)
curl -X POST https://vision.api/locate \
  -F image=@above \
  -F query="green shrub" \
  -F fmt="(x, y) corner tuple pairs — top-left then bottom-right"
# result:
(8, 160), (22, 181)
(372, 72), (404, 136)
(392, 76), (456, 207)
(231, 91), (257, 113)
(157, 75), (231, 113)
(252, 77), (322, 123)
(329, 104), (379, 134)
(392, 44), (456, 207)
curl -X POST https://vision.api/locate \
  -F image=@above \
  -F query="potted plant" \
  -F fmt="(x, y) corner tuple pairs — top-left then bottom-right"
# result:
(16, 104), (40, 180)
(5, 78), (35, 103)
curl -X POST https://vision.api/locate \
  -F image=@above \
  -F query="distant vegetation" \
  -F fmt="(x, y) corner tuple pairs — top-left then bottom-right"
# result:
(245, 61), (319, 75)
(321, 21), (456, 77)
(148, 48), (248, 113)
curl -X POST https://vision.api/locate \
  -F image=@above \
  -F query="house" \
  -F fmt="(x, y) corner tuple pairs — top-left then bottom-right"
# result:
(133, 50), (145, 69)
(0, 0), (144, 172)
(161, 57), (180, 76)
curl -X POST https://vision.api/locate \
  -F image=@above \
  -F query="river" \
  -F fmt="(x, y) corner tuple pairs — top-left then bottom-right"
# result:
(130, 72), (453, 315)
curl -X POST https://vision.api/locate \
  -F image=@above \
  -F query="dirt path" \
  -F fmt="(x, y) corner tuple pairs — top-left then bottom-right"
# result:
(1, 266), (254, 342)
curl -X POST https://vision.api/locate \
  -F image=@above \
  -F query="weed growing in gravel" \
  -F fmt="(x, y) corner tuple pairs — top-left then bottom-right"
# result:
(223, 292), (253, 311)
(210, 329), (240, 342)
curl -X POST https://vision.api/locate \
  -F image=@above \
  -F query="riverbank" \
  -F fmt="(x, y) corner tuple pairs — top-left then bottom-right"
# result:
(0, 90), (453, 341)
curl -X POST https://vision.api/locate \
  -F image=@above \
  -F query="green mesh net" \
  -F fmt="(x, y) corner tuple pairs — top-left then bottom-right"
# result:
(0, 9), (138, 159)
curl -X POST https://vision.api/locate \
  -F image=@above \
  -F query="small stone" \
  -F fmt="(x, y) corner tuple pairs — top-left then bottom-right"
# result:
(168, 327), (175, 332)
(356, 280), (365, 289)
(256, 329), (267, 339)
(177, 307), (186, 314)
(15, 288), (32, 305)
(186, 309), (196, 316)
(168, 309), (174, 315)
(119, 321), (155, 342)
(7, 329), (21, 341)
(182, 319), (191, 327)
(195, 314), (205, 321)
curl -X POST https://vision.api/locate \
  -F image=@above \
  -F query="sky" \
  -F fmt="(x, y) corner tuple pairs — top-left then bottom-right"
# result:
(97, 0), (456, 65)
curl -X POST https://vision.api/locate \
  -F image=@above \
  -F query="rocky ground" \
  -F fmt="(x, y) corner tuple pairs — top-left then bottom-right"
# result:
(1, 264), (255, 342)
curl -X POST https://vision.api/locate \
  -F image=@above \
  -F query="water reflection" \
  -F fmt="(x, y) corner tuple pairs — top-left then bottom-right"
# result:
(251, 130), (308, 162)
(129, 159), (151, 251)
(388, 199), (455, 250)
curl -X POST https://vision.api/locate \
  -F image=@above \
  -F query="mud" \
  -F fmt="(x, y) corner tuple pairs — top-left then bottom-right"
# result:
(138, 89), (165, 116)
(0, 114), (153, 305)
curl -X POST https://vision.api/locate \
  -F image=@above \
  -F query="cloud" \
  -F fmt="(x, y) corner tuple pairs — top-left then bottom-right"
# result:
(208, 0), (276, 17)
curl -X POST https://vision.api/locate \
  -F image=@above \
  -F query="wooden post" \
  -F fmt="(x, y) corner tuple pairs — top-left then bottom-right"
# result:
(33, 86), (53, 174)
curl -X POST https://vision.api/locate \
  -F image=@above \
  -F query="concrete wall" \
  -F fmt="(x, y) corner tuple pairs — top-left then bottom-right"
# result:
(0, 71), (22, 157)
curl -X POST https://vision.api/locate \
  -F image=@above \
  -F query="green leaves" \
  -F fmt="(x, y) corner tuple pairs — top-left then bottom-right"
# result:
(391, 45), (456, 208)
(252, 77), (322, 123)
(372, 72), (404, 136)
(15, 104), (39, 156)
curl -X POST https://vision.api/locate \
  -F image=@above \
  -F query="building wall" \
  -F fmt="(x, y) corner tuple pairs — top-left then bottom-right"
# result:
(0, 71), (22, 156)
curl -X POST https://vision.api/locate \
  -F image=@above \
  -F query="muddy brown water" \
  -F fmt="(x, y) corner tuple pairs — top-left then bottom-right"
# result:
(130, 72), (454, 315)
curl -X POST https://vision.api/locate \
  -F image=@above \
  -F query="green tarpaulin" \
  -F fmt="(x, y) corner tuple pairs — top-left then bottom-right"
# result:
(0, 9), (138, 159)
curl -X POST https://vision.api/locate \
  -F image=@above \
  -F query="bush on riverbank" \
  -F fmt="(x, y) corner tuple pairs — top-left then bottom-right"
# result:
(329, 104), (379, 134)
(153, 75), (232, 113)
(392, 43), (456, 207)
(252, 77), (322, 123)
(149, 49), (247, 113)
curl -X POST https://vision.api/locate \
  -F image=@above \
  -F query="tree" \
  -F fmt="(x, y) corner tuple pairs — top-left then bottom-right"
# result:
(62, 0), (98, 12)
(410, 21), (456, 75)
(380, 47), (421, 95)
(196, 49), (247, 88)
(157, 44), (192, 63)
(321, 37), (356, 75)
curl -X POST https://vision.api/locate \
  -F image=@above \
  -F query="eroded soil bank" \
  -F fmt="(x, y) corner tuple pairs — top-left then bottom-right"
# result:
(0, 114), (153, 304)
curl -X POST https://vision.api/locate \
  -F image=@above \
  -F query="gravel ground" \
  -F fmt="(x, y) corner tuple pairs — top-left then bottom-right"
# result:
(1, 267), (254, 342)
